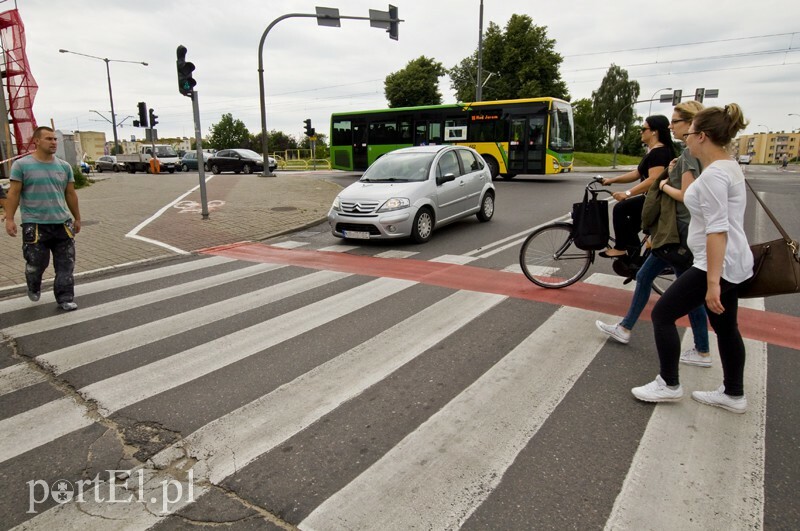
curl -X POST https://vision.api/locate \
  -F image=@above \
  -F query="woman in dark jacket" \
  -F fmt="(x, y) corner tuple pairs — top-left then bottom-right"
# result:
(600, 115), (675, 258)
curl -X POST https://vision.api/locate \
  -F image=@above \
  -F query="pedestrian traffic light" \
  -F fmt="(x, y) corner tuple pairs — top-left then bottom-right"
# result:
(671, 89), (682, 106)
(694, 88), (705, 103)
(388, 5), (399, 40)
(176, 45), (196, 98)
(304, 119), (313, 137)
(137, 101), (148, 128)
(149, 108), (158, 128)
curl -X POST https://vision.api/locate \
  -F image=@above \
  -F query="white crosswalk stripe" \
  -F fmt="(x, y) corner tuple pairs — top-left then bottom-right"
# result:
(0, 251), (781, 530)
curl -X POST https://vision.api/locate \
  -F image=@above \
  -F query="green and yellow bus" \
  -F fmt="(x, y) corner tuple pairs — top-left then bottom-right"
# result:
(330, 97), (574, 178)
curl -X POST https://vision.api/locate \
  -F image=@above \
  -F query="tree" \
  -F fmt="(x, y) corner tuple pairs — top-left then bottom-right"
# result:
(449, 14), (569, 102)
(248, 130), (297, 155)
(384, 56), (446, 108)
(591, 65), (640, 153)
(207, 113), (250, 150)
(572, 98), (605, 152)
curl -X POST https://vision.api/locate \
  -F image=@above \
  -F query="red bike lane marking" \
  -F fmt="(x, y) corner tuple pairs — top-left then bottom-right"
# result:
(201, 242), (800, 351)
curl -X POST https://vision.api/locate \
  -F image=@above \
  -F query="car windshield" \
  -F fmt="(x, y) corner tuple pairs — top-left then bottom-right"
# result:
(155, 146), (178, 157)
(360, 152), (434, 182)
(236, 149), (261, 159)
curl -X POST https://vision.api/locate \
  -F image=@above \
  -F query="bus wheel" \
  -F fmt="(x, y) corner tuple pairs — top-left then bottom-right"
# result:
(501, 173), (516, 180)
(483, 157), (499, 180)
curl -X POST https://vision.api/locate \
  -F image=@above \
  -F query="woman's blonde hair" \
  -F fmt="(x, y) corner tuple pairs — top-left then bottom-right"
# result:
(674, 100), (703, 122)
(692, 103), (749, 147)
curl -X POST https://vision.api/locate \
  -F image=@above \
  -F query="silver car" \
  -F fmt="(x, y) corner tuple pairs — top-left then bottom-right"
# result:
(328, 145), (495, 243)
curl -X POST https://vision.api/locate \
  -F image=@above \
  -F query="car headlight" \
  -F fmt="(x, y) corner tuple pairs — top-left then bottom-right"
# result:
(377, 197), (410, 212)
(332, 196), (341, 211)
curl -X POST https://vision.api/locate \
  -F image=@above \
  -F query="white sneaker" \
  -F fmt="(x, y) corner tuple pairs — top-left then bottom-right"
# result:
(692, 386), (747, 414)
(680, 348), (712, 368)
(595, 320), (630, 344)
(632, 375), (683, 403)
(59, 301), (78, 311)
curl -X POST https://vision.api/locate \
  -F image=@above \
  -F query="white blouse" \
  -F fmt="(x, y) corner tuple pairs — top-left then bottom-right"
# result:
(683, 159), (754, 284)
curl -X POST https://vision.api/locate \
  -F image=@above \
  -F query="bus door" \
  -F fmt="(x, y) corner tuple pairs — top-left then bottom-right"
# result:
(508, 115), (546, 174)
(352, 120), (368, 170)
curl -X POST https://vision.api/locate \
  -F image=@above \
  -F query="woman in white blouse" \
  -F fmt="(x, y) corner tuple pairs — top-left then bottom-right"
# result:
(631, 104), (753, 414)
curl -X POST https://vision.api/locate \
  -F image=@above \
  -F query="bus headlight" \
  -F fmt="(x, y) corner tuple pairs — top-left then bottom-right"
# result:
(377, 197), (410, 212)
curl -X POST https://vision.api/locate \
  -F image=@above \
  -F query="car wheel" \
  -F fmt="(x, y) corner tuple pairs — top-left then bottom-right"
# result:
(113, 165), (120, 172)
(411, 207), (434, 243)
(96, 166), (103, 173)
(204, 163), (209, 172)
(242, 163), (252, 174)
(477, 191), (495, 222)
(211, 164), (221, 175)
(182, 164), (189, 172)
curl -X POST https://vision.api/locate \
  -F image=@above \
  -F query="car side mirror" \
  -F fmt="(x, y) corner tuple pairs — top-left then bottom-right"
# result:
(437, 173), (456, 185)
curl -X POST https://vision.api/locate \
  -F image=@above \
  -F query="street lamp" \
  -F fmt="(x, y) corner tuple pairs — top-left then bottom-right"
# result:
(758, 124), (769, 134)
(58, 49), (148, 155)
(647, 87), (672, 116)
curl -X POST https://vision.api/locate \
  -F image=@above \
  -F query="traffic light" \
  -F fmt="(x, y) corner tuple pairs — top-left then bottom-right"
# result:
(388, 5), (399, 40)
(694, 87), (705, 103)
(304, 119), (313, 137)
(176, 45), (196, 97)
(137, 101), (148, 128)
(149, 108), (158, 128)
(671, 89), (682, 106)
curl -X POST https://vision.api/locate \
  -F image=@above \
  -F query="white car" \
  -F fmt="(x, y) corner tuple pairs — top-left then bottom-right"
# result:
(738, 154), (752, 164)
(328, 145), (495, 243)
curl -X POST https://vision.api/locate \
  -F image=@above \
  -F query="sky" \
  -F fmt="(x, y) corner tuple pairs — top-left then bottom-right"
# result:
(7, 0), (800, 146)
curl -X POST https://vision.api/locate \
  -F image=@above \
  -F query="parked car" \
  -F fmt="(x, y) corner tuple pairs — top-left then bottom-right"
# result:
(95, 155), (124, 172)
(207, 149), (277, 174)
(180, 151), (211, 172)
(738, 154), (752, 165)
(327, 145), (495, 243)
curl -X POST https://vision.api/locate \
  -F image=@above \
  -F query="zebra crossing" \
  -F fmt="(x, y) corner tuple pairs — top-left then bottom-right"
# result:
(0, 242), (793, 530)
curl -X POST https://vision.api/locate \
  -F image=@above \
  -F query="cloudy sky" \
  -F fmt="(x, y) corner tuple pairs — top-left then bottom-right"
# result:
(7, 0), (800, 145)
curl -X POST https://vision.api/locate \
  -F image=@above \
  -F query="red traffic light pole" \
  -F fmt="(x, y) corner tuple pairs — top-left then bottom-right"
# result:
(257, 6), (402, 177)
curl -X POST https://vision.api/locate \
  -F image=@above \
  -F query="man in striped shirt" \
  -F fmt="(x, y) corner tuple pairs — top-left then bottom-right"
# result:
(4, 126), (82, 311)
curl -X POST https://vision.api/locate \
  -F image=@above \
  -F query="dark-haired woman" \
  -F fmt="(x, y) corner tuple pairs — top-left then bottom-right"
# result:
(601, 115), (675, 258)
(632, 104), (753, 414)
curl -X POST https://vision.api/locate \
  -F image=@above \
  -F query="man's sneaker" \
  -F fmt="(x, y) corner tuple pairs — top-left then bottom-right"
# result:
(58, 301), (78, 311)
(27, 290), (40, 302)
(692, 386), (747, 414)
(680, 347), (712, 368)
(595, 320), (631, 344)
(632, 375), (683, 403)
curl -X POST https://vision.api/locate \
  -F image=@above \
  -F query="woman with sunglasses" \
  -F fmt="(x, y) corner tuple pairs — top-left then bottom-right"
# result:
(600, 115), (675, 258)
(596, 102), (710, 368)
(631, 104), (753, 413)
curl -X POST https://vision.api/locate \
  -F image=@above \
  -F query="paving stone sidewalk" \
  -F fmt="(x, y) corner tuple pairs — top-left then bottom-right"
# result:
(0, 171), (342, 296)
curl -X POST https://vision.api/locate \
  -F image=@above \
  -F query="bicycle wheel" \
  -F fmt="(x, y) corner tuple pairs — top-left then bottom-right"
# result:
(520, 223), (592, 288)
(652, 265), (675, 295)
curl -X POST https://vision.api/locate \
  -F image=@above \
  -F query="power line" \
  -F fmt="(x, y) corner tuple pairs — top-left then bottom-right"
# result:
(564, 31), (798, 58)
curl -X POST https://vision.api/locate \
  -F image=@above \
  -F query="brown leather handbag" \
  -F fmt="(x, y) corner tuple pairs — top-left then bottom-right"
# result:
(739, 180), (800, 298)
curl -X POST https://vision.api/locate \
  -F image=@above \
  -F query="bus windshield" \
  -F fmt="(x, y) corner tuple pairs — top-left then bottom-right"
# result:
(549, 102), (574, 152)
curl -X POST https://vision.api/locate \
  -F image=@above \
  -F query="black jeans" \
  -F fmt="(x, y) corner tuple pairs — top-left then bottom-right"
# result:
(651, 267), (746, 396)
(611, 194), (645, 253)
(22, 222), (76, 303)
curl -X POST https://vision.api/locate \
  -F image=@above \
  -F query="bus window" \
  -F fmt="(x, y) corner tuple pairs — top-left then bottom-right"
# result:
(415, 123), (427, 145)
(428, 122), (442, 144)
(369, 120), (399, 145)
(399, 120), (412, 143)
(550, 103), (574, 151)
(332, 120), (352, 146)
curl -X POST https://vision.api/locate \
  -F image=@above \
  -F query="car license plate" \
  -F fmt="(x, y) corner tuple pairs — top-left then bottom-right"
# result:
(344, 230), (370, 240)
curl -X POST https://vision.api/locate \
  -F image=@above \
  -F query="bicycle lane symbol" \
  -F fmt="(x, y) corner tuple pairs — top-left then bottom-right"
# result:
(174, 200), (226, 214)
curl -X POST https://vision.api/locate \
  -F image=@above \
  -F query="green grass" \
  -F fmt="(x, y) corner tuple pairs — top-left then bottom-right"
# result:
(573, 152), (641, 167)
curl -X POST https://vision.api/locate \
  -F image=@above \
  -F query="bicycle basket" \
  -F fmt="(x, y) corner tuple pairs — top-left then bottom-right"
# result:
(571, 190), (609, 251)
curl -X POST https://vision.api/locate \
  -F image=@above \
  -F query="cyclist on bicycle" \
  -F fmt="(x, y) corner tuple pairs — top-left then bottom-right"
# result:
(599, 115), (674, 259)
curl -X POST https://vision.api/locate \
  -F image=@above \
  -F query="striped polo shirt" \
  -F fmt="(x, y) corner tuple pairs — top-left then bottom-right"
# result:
(10, 155), (74, 224)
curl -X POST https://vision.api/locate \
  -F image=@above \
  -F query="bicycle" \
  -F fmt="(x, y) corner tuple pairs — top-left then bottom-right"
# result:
(519, 177), (674, 294)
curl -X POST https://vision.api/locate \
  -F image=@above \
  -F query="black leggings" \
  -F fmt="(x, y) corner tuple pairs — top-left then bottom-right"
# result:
(611, 194), (645, 253)
(651, 267), (746, 396)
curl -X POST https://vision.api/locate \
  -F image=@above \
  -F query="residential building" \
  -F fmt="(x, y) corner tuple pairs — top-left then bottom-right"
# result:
(735, 130), (800, 164)
(74, 131), (107, 162)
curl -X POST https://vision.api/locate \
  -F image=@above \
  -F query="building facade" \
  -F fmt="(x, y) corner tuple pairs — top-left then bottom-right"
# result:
(735, 131), (799, 164)
(74, 131), (107, 162)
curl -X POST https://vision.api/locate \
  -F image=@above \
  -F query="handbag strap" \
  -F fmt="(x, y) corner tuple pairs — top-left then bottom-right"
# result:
(745, 179), (795, 248)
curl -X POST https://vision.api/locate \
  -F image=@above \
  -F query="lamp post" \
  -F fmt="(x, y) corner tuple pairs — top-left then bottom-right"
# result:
(647, 87), (672, 116)
(58, 49), (148, 155)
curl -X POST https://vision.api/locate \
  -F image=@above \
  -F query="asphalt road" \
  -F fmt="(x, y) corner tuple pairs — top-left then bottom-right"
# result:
(0, 166), (797, 529)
